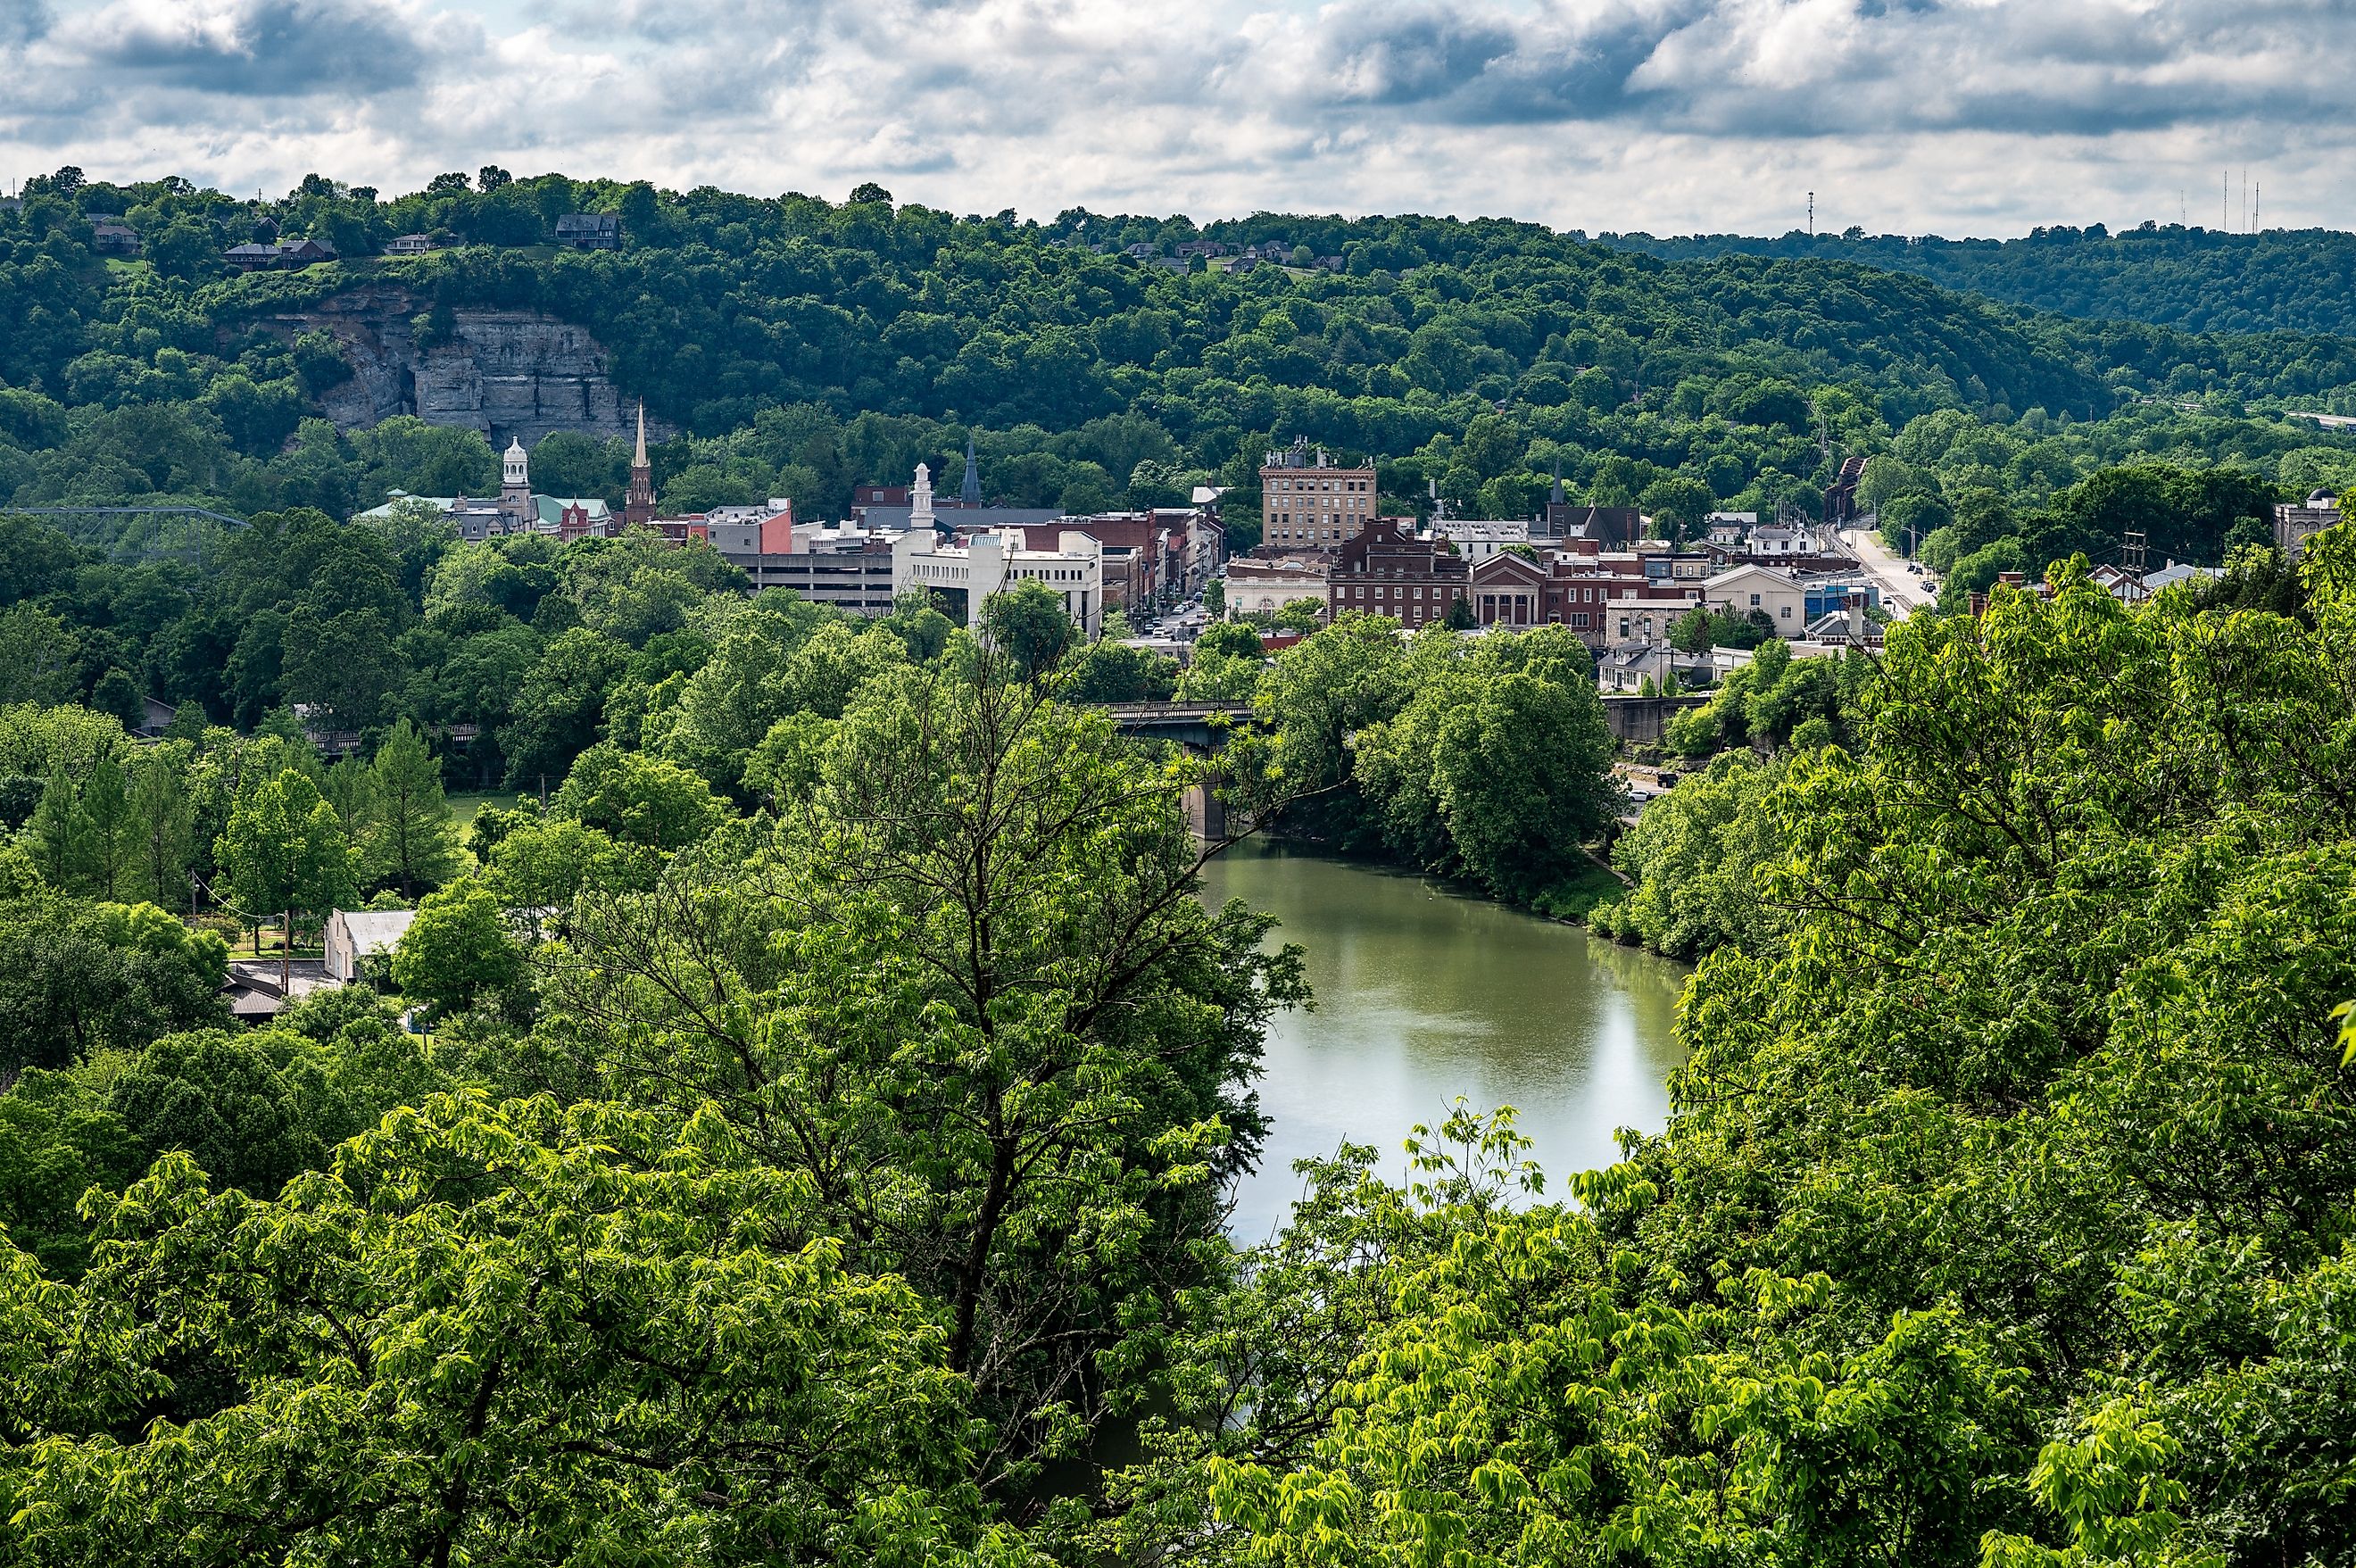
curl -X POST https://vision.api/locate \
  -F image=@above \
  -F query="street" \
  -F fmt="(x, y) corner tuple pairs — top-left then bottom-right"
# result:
(1839, 520), (1927, 619)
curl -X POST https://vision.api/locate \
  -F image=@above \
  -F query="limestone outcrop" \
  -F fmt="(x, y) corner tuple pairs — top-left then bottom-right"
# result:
(262, 286), (645, 444)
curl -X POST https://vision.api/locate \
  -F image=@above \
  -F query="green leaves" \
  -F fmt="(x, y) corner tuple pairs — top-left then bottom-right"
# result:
(7, 1093), (993, 1567)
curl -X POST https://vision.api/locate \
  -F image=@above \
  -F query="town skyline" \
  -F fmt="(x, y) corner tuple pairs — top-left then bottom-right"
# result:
(0, 0), (2342, 239)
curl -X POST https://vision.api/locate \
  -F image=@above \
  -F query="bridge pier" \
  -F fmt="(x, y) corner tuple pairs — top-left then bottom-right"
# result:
(1098, 703), (1254, 842)
(1183, 776), (1226, 842)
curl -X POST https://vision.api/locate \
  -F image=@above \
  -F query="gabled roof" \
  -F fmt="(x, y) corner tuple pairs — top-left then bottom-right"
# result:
(1705, 562), (1803, 592)
(332, 909), (418, 954)
(1472, 552), (1547, 584)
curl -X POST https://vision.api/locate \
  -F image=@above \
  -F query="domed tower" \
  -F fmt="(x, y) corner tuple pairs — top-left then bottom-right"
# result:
(910, 461), (935, 532)
(498, 436), (534, 531)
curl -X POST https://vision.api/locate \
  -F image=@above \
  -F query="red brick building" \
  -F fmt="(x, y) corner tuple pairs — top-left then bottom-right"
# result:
(1327, 519), (1468, 629)
(1466, 552), (1704, 648)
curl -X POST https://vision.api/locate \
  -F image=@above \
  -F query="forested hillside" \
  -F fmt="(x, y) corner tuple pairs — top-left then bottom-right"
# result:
(10, 166), (2356, 551)
(1605, 223), (2356, 342)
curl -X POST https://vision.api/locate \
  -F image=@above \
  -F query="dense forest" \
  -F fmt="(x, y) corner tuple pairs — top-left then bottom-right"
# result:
(1603, 223), (2356, 342)
(1, 510), (2352, 1568)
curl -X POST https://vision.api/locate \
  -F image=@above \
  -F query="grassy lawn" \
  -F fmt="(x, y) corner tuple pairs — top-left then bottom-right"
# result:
(447, 791), (520, 826)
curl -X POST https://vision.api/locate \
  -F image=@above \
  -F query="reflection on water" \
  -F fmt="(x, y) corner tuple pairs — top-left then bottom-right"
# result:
(1199, 840), (1690, 1240)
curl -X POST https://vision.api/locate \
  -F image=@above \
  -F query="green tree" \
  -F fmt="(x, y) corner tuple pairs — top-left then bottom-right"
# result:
(502, 626), (630, 792)
(105, 1028), (330, 1197)
(126, 747), (195, 908)
(1639, 473), (1717, 544)
(980, 578), (1078, 681)
(0, 898), (230, 1072)
(369, 718), (458, 897)
(552, 743), (723, 850)
(7, 1097), (994, 1566)
(1602, 751), (1790, 958)
(392, 876), (524, 1017)
(216, 768), (355, 939)
(72, 752), (135, 900)
(545, 653), (1304, 1468)
(28, 764), (83, 890)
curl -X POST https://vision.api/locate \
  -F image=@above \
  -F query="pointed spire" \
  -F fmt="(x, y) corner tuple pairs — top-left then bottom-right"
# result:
(624, 399), (656, 529)
(1549, 457), (1564, 506)
(959, 433), (981, 506)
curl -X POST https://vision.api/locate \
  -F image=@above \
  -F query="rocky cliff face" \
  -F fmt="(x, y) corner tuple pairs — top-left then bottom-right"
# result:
(264, 286), (647, 445)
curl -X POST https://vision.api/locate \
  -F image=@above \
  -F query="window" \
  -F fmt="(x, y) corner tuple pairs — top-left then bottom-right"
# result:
(1749, 593), (1762, 607)
(1780, 604), (1791, 618)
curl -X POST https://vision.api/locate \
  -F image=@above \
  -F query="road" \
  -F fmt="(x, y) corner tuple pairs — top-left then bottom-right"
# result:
(1838, 521), (1929, 619)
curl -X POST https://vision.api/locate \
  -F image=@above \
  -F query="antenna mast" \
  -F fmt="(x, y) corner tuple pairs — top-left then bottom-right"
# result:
(1807, 191), (1814, 236)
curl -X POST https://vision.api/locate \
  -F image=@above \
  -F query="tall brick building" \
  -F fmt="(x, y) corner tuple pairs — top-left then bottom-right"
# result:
(1261, 436), (1376, 550)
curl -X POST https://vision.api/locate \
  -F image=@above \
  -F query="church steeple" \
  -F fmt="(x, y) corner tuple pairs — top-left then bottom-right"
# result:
(624, 400), (655, 528)
(959, 434), (981, 506)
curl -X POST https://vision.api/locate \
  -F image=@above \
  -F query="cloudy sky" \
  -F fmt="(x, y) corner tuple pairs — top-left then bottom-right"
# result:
(0, 0), (2341, 236)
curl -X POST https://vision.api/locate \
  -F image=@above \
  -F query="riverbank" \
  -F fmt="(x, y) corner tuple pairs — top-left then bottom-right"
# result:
(1241, 828), (1630, 926)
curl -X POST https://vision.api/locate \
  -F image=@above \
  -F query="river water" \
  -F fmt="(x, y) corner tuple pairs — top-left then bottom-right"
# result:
(1200, 840), (1691, 1240)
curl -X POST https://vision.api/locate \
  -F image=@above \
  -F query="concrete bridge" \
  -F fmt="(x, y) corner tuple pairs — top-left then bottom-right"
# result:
(1097, 702), (1256, 839)
(1098, 702), (1257, 749)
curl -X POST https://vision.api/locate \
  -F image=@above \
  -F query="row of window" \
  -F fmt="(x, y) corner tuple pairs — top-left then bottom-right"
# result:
(1268, 476), (1372, 492)
(1338, 584), (1464, 601)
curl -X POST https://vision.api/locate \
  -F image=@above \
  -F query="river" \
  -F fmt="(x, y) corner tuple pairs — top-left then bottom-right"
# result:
(1200, 840), (1691, 1240)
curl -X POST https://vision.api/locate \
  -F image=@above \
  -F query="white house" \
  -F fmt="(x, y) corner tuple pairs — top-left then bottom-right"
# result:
(1703, 563), (1808, 635)
(1431, 519), (1531, 562)
(1224, 558), (1331, 620)
(324, 909), (419, 983)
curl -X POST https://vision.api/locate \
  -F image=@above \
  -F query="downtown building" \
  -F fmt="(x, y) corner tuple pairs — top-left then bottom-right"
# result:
(1260, 436), (1376, 551)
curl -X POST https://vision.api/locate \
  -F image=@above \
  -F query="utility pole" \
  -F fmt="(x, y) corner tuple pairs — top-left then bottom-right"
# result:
(2122, 530), (2148, 598)
(280, 909), (292, 995)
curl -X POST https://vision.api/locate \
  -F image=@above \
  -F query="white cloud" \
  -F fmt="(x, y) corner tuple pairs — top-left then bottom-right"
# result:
(0, 0), (2348, 235)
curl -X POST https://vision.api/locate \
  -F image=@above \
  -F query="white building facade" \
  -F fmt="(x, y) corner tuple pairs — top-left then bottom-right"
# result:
(891, 469), (1103, 638)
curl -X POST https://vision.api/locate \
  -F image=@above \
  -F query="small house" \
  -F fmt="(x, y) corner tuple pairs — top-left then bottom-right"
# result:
(324, 908), (419, 983)
(554, 213), (622, 250)
(89, 217), (142, 255)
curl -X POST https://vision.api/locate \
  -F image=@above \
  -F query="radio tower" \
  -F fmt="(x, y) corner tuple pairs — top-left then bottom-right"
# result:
(1807, 191), (1814, 236)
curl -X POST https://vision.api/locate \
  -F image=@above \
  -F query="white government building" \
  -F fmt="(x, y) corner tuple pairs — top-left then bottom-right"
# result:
(889, 463), (1103, 639)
